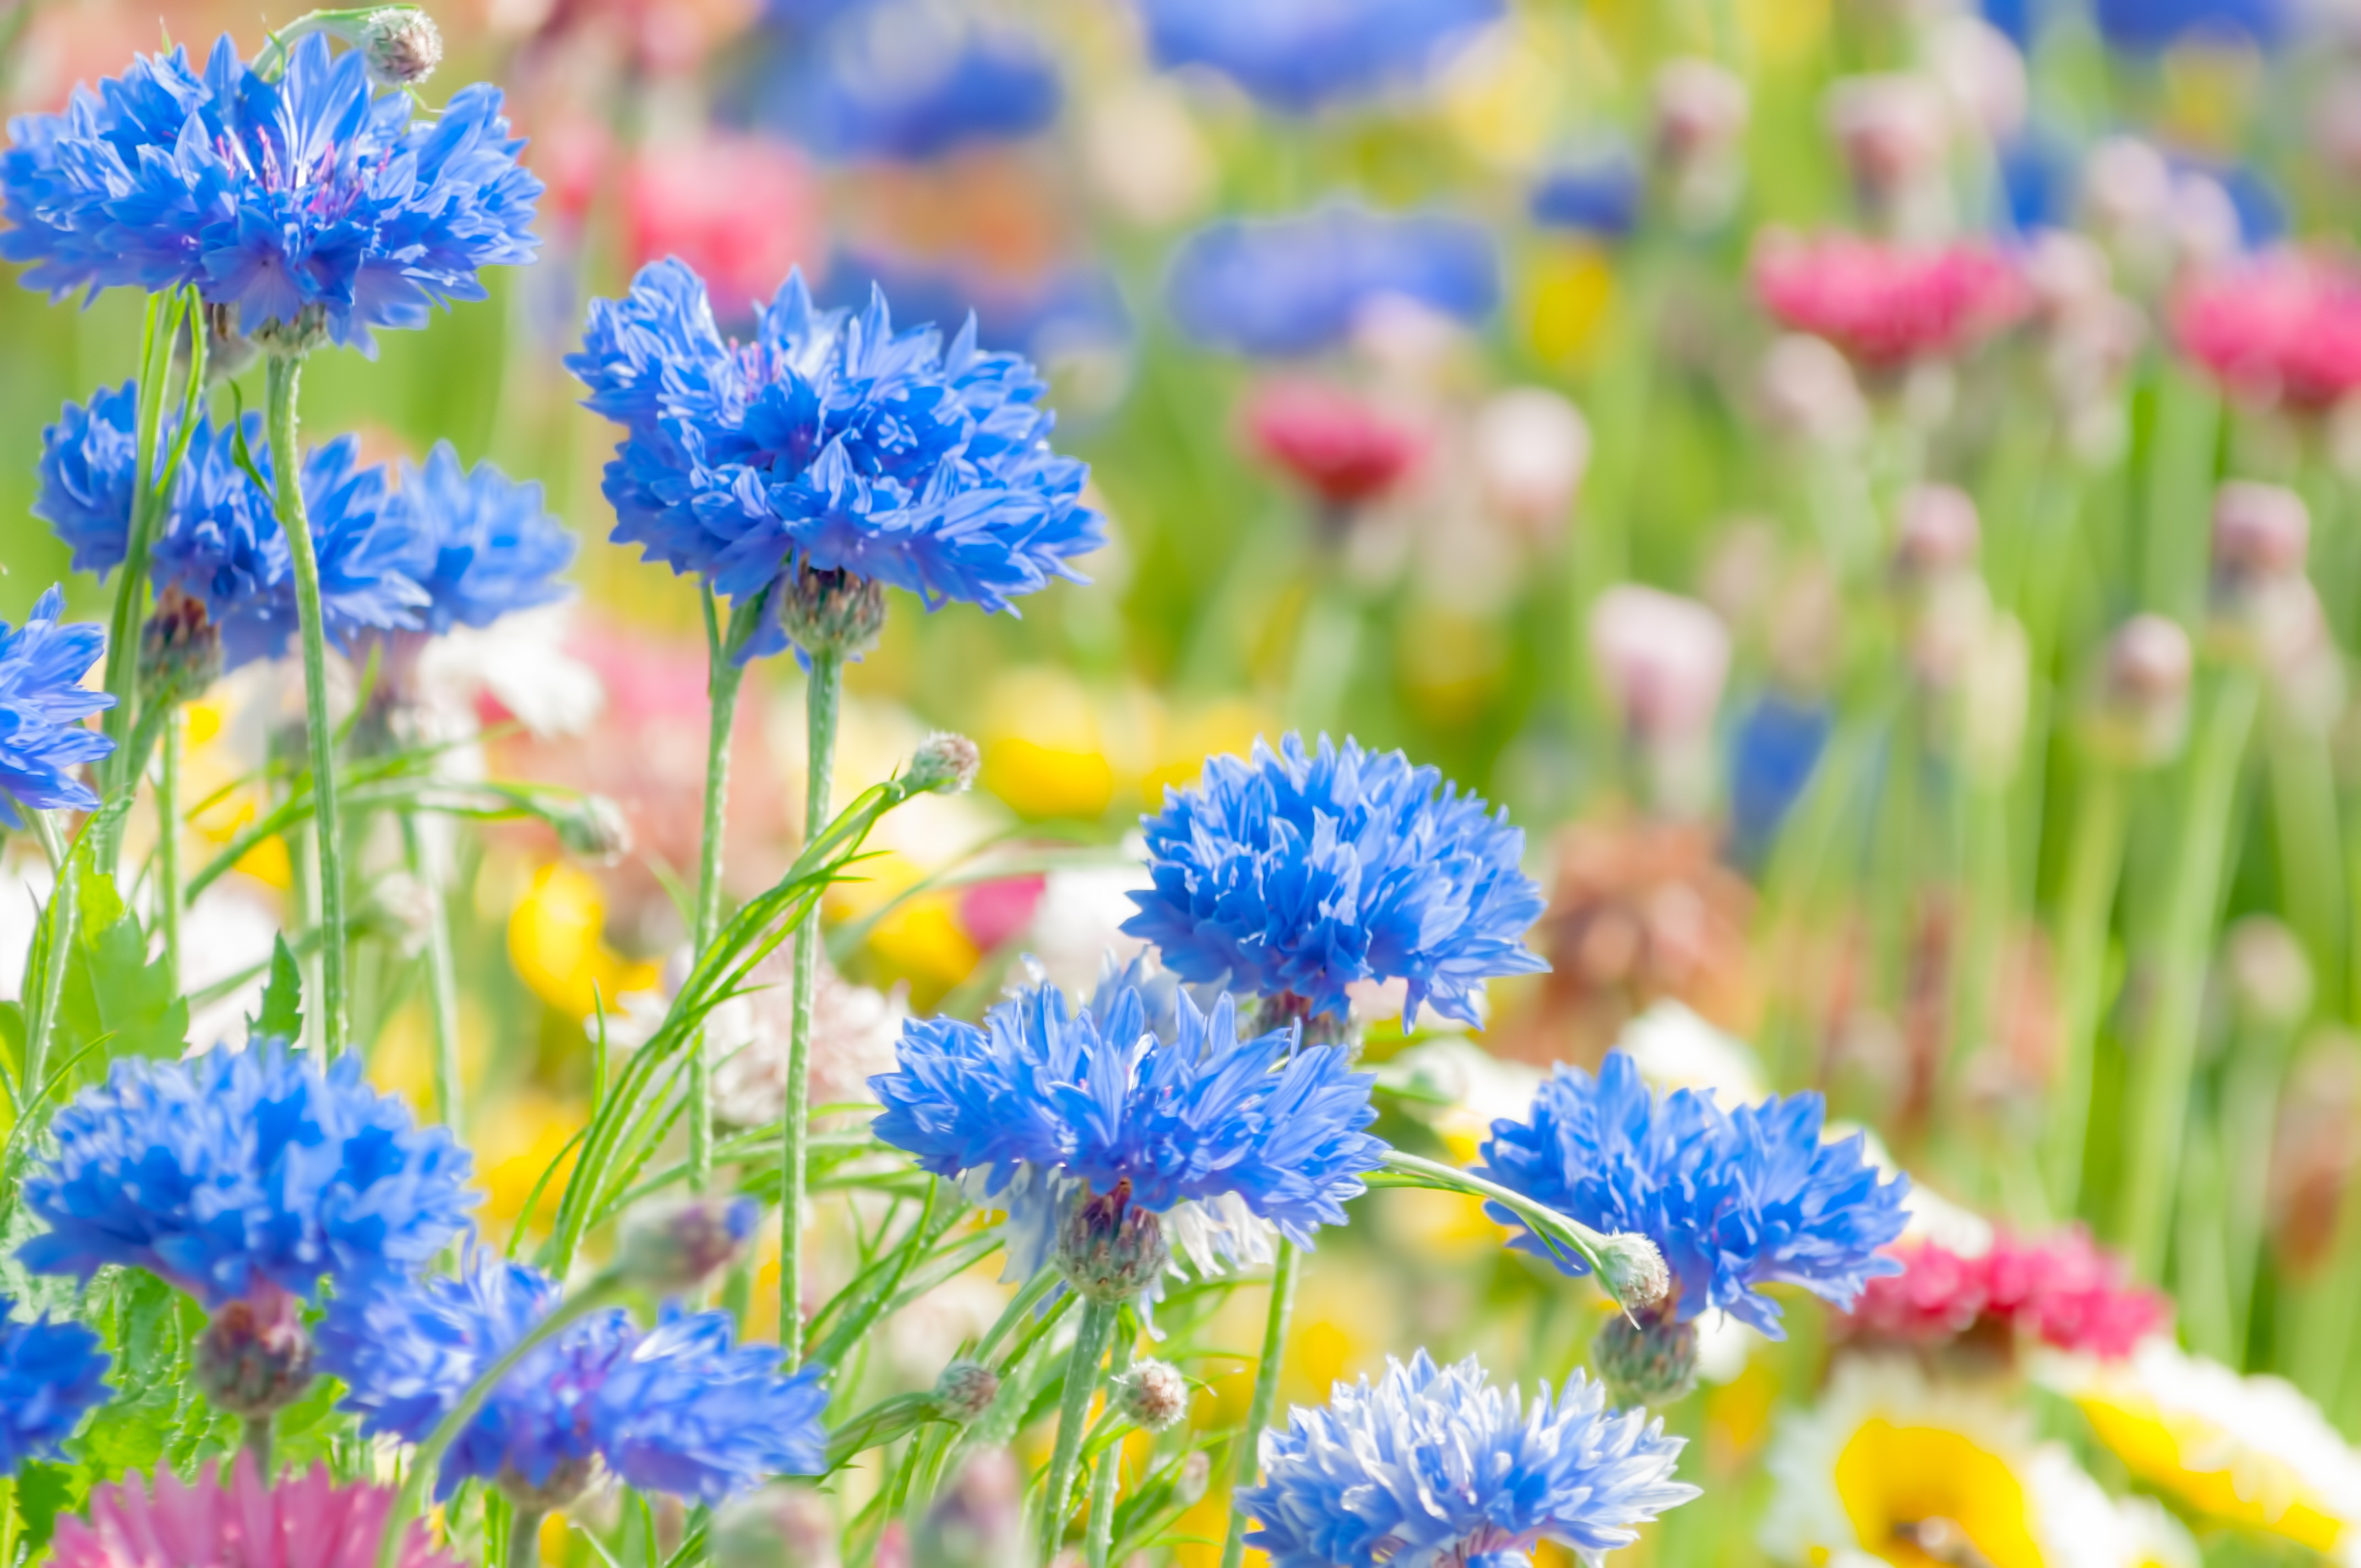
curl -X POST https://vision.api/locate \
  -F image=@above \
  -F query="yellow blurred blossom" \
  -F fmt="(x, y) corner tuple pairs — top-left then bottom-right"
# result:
(477, 1089), (587, 1235)
(1439, 19), (1571, 169)
(1737, 0), (1830, 64)
(1140, 698), (1272, 803)
(1525, 242), (1617, 366)
(507, 861), (660, 1019)
(980, 666), (1114, 820)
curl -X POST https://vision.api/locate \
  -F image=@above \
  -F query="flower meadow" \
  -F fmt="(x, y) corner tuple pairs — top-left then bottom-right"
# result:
(4, 1), (2361, 1566)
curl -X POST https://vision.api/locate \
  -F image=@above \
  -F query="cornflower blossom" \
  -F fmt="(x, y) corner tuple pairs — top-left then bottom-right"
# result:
(1241, 1352), (1697, 1568)
(1135, 0), (1502, 115)
(870, 965), (1385, 1300)
(50, 1457), (465, 1568)
(319, 1253), (825, 1504)
(0, 33), (540, 350)
(1478, 1051), (1910, 1336)
(789, 2), (1062, 160)
(1528, 153), (1645, 241)
(1122, 734), (1547, 1028)
(0, 1298), (110, 1474)
(569, 260), (1101, 660)
(1167, 206), (1499, 358)
(35, 386), (432, 669)
(1752, 231), (2028, 374)
(0, 585), (114, 826)
(2173, 248), (2361, 412)
(19, 1043), (474, 1310)
(1243, 380), (1430, 513)
(388, 444), (576, 635)
(1842, 1227), (2169, 1359)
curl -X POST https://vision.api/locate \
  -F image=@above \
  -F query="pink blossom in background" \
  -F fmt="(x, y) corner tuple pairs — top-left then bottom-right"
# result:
(1753, 231), (2027, 373)
(1244, 379), (1430, 511)
(1843, 1226), (2167, 1360)
(2174, 248), (2361, 411)
(51, 1456), (460, 1568)
(959, 875), (1048, 951)
(628, 134), (824, 320)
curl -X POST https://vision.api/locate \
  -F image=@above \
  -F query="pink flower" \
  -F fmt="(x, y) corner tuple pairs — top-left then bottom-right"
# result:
(1753, 230), (2027, 373)
(627, 134), (823, 322)
(1243, 379), (1429, 511)
(1842, 1227), (2166, 1360)
(2173, 248), (2361, 412)
(51, 1456), (463, 1568)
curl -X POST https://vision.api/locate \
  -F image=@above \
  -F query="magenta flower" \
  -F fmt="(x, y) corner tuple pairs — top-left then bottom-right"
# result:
(50, 1455), (462, 1568)
(1752, 230), (2026, 374)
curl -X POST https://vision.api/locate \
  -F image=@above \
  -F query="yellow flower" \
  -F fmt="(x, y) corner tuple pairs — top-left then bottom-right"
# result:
(477, 1090), (587, 1236)
(1140, 699), (1271, 804)
(979, 667), (1113, 821)
(506, 861), (659, 1019)
(1525, 241), (1616, 367)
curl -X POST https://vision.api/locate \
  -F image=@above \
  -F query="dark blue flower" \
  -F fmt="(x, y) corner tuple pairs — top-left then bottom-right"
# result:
(590, 1311), (828, 1502)
(0, 1298), (111, 1476)
(1241, 1350), (1697, 1568)
(19, 1042), (475, 1310)
(1, 33), (540, 351)
(34, 385), (432, 671)
(1137, 0), (1502, 115)
(389, 443), (576, 634)
(1167, 205), (1499, 357)
(1729, 693), (1829, 868)
(780, 1), (1062, 161)
(1530, 153), (1644, 240)
(2092, 0), (2284, 51)
(1122, 734), (1546, 1027)
(0, 586), (115, 827)
(1477, 1052), (1909, 1337)
(872, 965), (1385, 1285)
(569, 260), (1101, 658)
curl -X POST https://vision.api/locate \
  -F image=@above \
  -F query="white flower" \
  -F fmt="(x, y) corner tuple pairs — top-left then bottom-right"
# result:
(415, 603), (604, 741)
(1024, 863), (1150, 996)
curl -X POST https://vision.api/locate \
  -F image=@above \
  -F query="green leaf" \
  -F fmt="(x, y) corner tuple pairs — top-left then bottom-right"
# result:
(56, 860), (188, 1076)
(69, 1269), (229, 1483)
(249, 935), (303, 1042)
(13, 1460), (80, 1552)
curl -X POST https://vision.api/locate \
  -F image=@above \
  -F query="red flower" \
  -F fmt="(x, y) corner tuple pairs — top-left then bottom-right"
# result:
(1753, 231), (2027, 373)
(1244, 379), (1429, 510)
(1843, 1226), (2166, 1360)
(2174, 248), (2361, 411)
(627, 134), (823, 322)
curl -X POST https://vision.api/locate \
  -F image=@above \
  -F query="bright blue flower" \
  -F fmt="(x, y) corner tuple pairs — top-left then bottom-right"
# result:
(1167, 206), (1499, 357)
(872, 965), (1385, 1285)
(569, 260), (1101, 659)
(19, 1042), (475, 1310)
(1122, 734), (1546, 1028)
(2092, 0), (2284, 51)
(1241, 1351), (1698, 1568)
(1, 33), (541, 351)
(34, 385), (432, 671)
(590, 1311), (828, 1503)
(1729, 693), (1829, 868)
(0, 1298), (111, 1476)
(0, 586), (115, 828)
(389, 443), (576, 634)
(1530, 153), (1644, 239)
(1477, 1053), (1909, 1337)
(1137, 0), (1502, 115)
(781, 1), (1062, 160)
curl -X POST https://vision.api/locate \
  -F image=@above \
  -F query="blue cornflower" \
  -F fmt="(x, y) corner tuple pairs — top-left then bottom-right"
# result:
(1241, 1351), (1698, 1568)
(871, 964), (1385, 1292)
(591, 1311), (828, 1504)
(35, 385), (433, 670)
(569, 260), (1101, 659)
(0, 1298), (111, 1476)
(1530, 153), (1644, 240)
(1, 33), (541, 350)
(1729, 693), (1829, 867)
(1167, 206), (1499, 357)
(1477, 1052), (1909, 1336)
(389, 443), (576, 634)
(785, 1), (1062, 160)
(19, 1042), (475, 1310)
(0, 586), (115, 827)
(1121, 734), (1547, 1028)
(2092, 0), (2284, 51)
(1137, 0), (1502, 115)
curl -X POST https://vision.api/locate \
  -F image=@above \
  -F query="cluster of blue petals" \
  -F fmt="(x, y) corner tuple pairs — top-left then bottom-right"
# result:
(1122, 733), (1547, 1028)
(569, 260), (1101, 658)
(1529, 152), (1644, 240)
(774, 0), (1063, 161)
(389, 443), (577, 634)
(872, 969), (1385, 1251)
(320, 1253), (825, 1504)
(1477, 1053), (1910, 1336)
(19, 1042), (475, 1309)
(1, 33), (541, 350)
(1167, 206), (1499, 357)
(2092, 0), (2286, 52)
(0, 1298), (111, 1477)
(0, 586), (114, 827)
(1137, 0), (1502, 115)
(1241, 1351), (1699, 1568)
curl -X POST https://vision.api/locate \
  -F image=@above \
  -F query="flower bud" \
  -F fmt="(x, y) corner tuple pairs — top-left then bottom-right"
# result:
(194, 1289), (314, 1419)
(932, 1358), (1000, 1423)
(2212, 481), (2310, 586)
(909, 732), (982, 795)
(782, 563), (888, 660)
(1172, 1450), (1212, 1508)
(358, 7), (443, 86)
(2226, 916), (2314, 1031)
(712, 1483), (839, 1568)
(1651, 58), (1749, 171)
(1596, 1233), (1672, 1315)
(2022, 231), (2113, 329)
(1591, 1303), (1699, 1407)
(139, 585), (223, 711)
(1111, 1359), (1189, 1431)
(1825, 74), (1951, 225)
(2086, 614), (2193, 767)
(1893, 483), (1981, 580)
(617, 1195), (759, 1297)
(1588, 586), (1731, 743)
(915, 1450), (1029, 1568)
(1053, 1183), (1171, 1305)
(1473, 388), (1591, 534)
(556, 793), (632, 863)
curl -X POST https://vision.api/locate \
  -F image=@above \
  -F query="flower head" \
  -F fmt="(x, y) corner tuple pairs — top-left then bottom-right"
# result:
(1243, 379), (1429, 512)
(1842, 1227), (2168, 1359)
(0, 585), (114, 826)
(389, 443), (576, 634)
(0, 1297), (110, 1474)
(590, 1310), (829, 1504)
(870, 963), (1385, 1293)
(569, 260), (1101, 659)
(2174, 247), (2361, 412)
(1477, 1052), (1909, 1335)
(1753, 231), (2027, 373)
(1241, 1351), (1697, 1568)
(50, 1456), (466, 1568)
(1529, 154), (1644, 239)
(1122, 734), (1547, 1027)
(19, 1042), (474, 1309)
(788, 2), (1062, 160)
(1138, 0), (1499, 114)
(1168, 206), (1498, 358)
(1, 33), (541, 350)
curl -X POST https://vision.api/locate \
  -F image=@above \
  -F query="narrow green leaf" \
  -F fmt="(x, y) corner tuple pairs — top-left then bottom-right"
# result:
(251, 935), (304, 1042)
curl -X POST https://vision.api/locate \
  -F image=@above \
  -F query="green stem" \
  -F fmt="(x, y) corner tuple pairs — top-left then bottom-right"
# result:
(242, 1413), (273, 1478)
(689, 586), (747, 1195)
(2293, 1145), (2361, 1423)
(508, 1507), (547, 1568)
(2044, 764), (2128, 1219)
(2140, 367), (2219, 627)
(2267, 726), (2344, 1015)
(1084, 1325), (1137, 1568)
(24, 812), (76, 1102)
(1218, 1240), (1298, 1568)
(402, 815), (464, 1133)
(779, 646), (843, 1368)
(2220, 1009), (2295, 1360)
(1040, 1297), (1117, 1564)
(265, 352), (350, 1056)
(2114, 671), (2258, 1276)
(96, 293), (178, 808)
(1283, 569), (1362, 736)
(159, 710), (183, 991)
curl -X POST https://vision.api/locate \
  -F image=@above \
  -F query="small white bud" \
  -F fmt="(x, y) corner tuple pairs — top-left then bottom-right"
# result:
(1597, 1232), (1673, 1315)
(1111, 1359), (1189, 1431)
(360, 8), (442, 86)
(932, 1359), (1000, 1423)
(910, 731), (982, 794)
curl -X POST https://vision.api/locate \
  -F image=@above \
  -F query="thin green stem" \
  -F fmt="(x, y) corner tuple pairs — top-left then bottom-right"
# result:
(1040, 1297), (1117, 1564)
(2045, 764), (2128, 1219)
(159, 710), (183, 991)
(508, 1507), (547, 1568)
(402, 815), (464, 1133)
(97, 292), (178, 808)
(24, 812), (76, 1102)
(1084, 1325), (1138, 1568)
(265, 352), (350, 1056)
(689, 586), (747, 1195)
(242, 1413), (273, 1478)
(780, 646), (843, 1367)
(1219, 1240), (1298, 1568)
